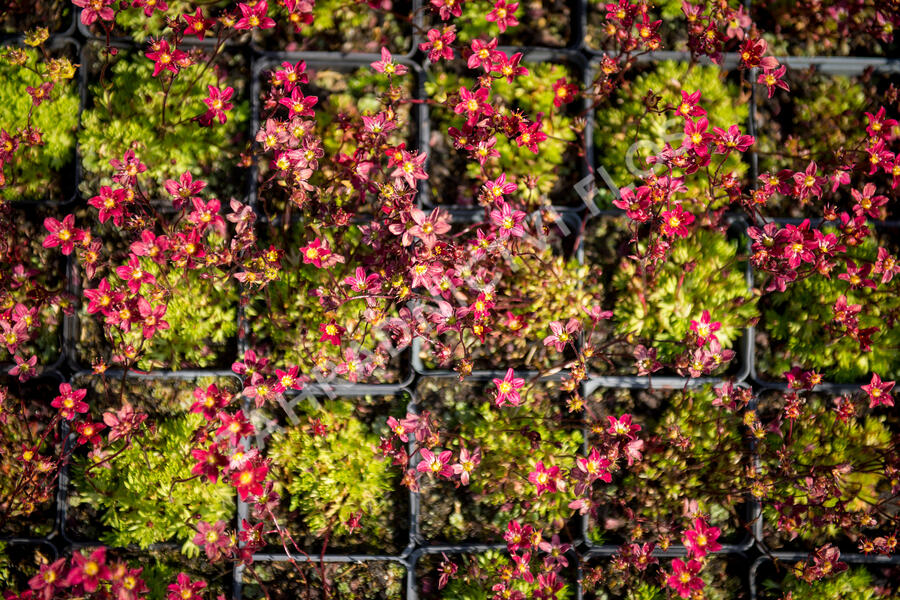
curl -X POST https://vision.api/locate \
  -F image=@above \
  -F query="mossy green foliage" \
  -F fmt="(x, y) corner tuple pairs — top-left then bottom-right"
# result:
(0, 48), (78, 202)
(71, 411), (234, 555)
(78, 49), (248, 198)
(78, 253), (237, 370)
(425, 63), (579, 207)
(111, 0), (223, 41)
(761, 396), (893, 544)
(267, 397), (396, 544)
(761, 233), (900, 381)
(419, 380), (582, 540)
(591, 387), (747, 542)
(612, 227), (757, 363)
(757, 74), (869, 176)
(593, 61), (746, 208)
(767, 565), (900, 600)
(438, 551), (573, 600)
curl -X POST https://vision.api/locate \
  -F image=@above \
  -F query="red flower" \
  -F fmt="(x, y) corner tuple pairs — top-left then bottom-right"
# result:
(682, 117), (712, 157)
(492, 368), (525, 407)
(690, 310), (721, 346)
(468, 38), (501, 71)
(234, 1), (275, 29)
(164, 171), (206, 207)
(137, 297), (169, 339)
(420, 26), (456, 62)
(682, 517), (722, 558)
(231, 461), (268, 500)
(28, 557), (66, 599)
(862, 373), (895, 408)
(485, 0), (519, 32)
(279, 86), (319, 118)
(491, 51), (528, 83)
(318, 321), (346, 346)
(191, 443), (228, 483)
(667, 558), (704, 598)
(675, 90), (705, 118)
(300, 238), (331, 267)
(43, 214), (84, 255)
(75, 420), (106, 446)
(659, 204), (694, 238)
(371, 47), (408, 76)
(552, 78), (578, 108)
(166, 573), (207, 600)
(88, 186), (127, 226)
(66, 548), (111, 593)
(182, 7), (214, 39)
(454, 86), (493, 126)
(515, 120), (547, 153)
(51, 383), (88, 421)
(757, 65), (789, 98)
(191, 384), (231, 420)
(145, 40), (189, 78)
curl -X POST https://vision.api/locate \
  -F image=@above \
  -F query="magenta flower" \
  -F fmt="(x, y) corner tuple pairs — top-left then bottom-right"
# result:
(193, 520), (230, 560)
(202, 85), (234, 124)
(167, 573), (207, 600)
(690, 310), (721, 346)
(51, 383), (88, 421)
(682, 517), (722, 558)
(73, 0), (115, 25)
(607, 414), (641, 439)
(528, 461), (560, 495)
(485, 0), (519, 32)
(66, 547), (111, 593)
(862, 373), (895, 408)
(454, 86), (493, 126)
(183, 7), (214, 39)
(543, 318), (581, 352)
(234, 1), (275, 29)
(116, 255), (156, 294)
(145, 40), (188, 78)
(417, 447), (454, 478)
(371, 47), (408, 76)
(419, 26), (456, 62)
(492, 368), (525, 407)
(667, 558), (704, 598)
(43, 214), (84, 255)
(489, 200), (526, 239)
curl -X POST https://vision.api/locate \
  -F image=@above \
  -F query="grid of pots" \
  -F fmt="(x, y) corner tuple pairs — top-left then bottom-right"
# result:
(2, 0), (900, 597)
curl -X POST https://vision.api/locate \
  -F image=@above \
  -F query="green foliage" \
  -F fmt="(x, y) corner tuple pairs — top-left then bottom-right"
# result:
(612, 228), (757, 364)
(425, 63), (580, 207)
(439, 551), (573, 600)
(761, 396), (893, 544)
(769, 566), (899, 600)
(71, 412), (234, 554)
(112, 1), (216, 41)
(593, 61), (746, 208)
(419, 380), (582, 540)
(78, 50), (248, 198)
(440, 0), (571, 46)
(761, 234), (900, 381)
(78, 255), (237, 370)
(0, 48), (79, 202)
(267, 398), (396, 543)
(757, 74), (869, 176)
(267, 0), (410, 53)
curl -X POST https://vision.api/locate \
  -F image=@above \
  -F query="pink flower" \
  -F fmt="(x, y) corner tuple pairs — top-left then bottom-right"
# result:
(667, 558), (704, 598)
(234, 1), (275, 29)
(371, 47), (408, 75)
(490, 200), (526, 239)
(607, 414), (640, 439)
(528, 461), (560, 495)
(417, 447), (454, 478)
(183, 7), (214, 39)
(300, 238), (331, 267)
(318, 321), (345, 346)
(492, 368), (525, 407)
(137, 297), (169, 339)
(420, 26), (456, 62)
(468, 38), (501, 71)
(216, 410), (255, 445)
(682, 517), (722, 558)
(659, 204), (694, 238)
(690, 310), (721, 346)
(193, 520), (230, 560)
(862, 373), (895, 408)
(515, 120), (546, 153)
(454, 86), (493, 126)
(543, 318), (580, 352)
(757, 65), (789, 98)
(51, 383), (88, 421)
(485, 0), (519, 32)
(74, 0), (115, 25)
(116, 255), (156, 294)
(452, 447), (481, 485)
(28, 557), (66, 597)
(391, 150), (428, 188)
(202, 85), (234, 124)
(231, 461), (268, 501)
(409, 208), (451, 249)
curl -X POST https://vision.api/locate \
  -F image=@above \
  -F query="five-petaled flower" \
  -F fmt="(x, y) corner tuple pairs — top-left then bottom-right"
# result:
(43, 214), (84, 255)
(145, 40), (188, 78)
(166, 573), (207, 600)
(234, 1), (275, 29)
(371, 47), (408, 76)
(485, 0), (520, 32)
(51, 383), (89, 420)
(417, 447), (454, 478)
(493, 368), (525, 407)
(690, 310), (721, 346)
(420, 26), (456, 62)
(667, 558), (704, 598)
(862, 373), (895, 408)
(682, 517), (722, 558)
